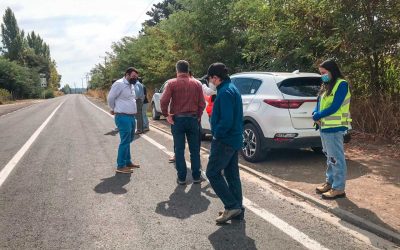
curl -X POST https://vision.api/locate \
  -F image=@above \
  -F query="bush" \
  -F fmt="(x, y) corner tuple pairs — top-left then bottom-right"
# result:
(0, 88), (12, 104)
(42, 89), (54, 99)
(351, 95), (400, 141)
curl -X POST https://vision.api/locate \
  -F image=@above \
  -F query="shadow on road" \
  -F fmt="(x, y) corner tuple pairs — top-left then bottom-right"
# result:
(208, 221), (257, 250)
(104, 129), (119, 136)
(93, 173), (131, 194)
(155, 184), (211, 219)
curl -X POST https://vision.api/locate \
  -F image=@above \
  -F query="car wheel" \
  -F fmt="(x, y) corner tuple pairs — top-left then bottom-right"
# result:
(241, 123), (265, 162)
(311, 147), (323, 154)
(152, 103), (160, 120)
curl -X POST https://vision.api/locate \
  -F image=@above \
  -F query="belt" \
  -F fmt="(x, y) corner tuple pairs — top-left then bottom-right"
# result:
(174, 113), (197, 118)
(115, 112), (135, 116)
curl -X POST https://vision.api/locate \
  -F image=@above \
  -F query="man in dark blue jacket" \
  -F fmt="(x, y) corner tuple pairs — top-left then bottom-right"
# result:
(205, 63), (244, 224)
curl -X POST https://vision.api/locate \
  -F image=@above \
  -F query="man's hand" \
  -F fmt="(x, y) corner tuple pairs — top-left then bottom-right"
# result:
(110, 110), (115, 115)
(167, 114), (174, 125)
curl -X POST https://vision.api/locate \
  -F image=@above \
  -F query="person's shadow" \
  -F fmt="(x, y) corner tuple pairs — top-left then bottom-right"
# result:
(94, 173), (131, 194)
(104, 129), (119, 136)
(208, 221), (257, 250)
(155, 184), (212, 219)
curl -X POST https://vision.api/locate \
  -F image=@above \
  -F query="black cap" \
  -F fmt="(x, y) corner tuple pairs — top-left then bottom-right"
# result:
(207, 63), (228, 79)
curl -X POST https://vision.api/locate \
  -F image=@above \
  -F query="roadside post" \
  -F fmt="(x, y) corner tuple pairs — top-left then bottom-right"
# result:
(40, 73), (47, 99)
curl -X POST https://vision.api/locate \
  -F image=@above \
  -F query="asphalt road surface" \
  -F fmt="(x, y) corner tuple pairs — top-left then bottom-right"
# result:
(0, 95), (396, 249)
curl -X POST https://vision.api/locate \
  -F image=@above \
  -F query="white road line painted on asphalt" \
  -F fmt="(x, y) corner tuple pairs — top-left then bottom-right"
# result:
(243, 197), (329, 250)
(85, 97), (329, 250)
(0, 101), (65, 188)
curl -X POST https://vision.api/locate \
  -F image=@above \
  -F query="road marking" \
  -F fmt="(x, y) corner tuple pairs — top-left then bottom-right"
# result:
(85, 97), (329, 250)
(244, 197), (329, 250)
(0, 101), (65, 187)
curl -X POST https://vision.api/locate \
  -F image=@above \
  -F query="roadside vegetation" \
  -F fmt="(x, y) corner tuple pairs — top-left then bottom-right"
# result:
(87, 0), (399, 141)
(0, 7), (61, 102)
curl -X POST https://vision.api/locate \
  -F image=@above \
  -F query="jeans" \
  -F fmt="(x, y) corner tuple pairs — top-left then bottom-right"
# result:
(142, 103), (149, 129)
(171, 117), (201, 181)
(115, 114), (136, 168)
(320, 131), (347, 190)
(206, 139), (242, 210)
(135, 99), (144, 132)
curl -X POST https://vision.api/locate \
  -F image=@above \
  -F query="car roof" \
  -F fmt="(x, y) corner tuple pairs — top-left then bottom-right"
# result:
(231, 71), (321, 78)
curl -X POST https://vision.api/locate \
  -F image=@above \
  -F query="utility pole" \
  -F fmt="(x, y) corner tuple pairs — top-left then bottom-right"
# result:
(81, 78), (84, 93)
(74, 82), (76, 94)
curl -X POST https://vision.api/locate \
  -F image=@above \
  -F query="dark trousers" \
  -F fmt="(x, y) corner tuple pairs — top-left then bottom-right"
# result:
(135, 99), (144, 132)
(171, 116), (201, 181)
(206, 139), (243, 210)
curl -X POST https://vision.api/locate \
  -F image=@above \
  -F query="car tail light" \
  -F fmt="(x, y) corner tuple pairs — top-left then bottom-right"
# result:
(263, 99), (316, 109)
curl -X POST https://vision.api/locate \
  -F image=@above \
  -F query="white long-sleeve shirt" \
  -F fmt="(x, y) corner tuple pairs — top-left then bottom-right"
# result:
(107, 77), (137, 114)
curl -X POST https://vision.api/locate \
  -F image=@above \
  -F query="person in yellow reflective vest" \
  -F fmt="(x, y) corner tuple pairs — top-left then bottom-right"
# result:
(313, 59), (351, 199)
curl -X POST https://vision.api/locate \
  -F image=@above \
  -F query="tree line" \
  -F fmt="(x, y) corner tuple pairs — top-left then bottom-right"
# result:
(89, 0), (399, 98)
(0, 7), (61, 101)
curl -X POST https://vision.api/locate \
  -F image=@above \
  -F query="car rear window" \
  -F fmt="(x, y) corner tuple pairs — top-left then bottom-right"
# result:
(278, 77), (321, 97)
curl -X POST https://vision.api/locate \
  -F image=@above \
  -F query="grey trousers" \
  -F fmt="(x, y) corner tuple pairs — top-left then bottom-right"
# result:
(135, 99), (144, 132)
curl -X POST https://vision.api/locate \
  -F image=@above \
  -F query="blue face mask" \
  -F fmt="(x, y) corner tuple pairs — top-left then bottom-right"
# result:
(321, 74), (330, 83)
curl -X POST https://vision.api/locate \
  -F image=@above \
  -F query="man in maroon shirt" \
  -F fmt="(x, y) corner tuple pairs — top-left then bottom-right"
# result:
(160, 60), (206, 185)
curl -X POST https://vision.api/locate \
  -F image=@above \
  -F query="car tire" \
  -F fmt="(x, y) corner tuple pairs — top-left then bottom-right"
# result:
(241, 123), (265, 162)
(152, 103), (160, 120)
(311, 147), (323, 154)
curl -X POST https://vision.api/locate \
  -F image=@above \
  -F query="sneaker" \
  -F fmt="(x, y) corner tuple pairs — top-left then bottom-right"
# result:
(216, 209), (242, 224)
(116, 167), (133, 174)
(218, 207), (245, 220)
(143, 128), (150, 132)
(322, 189), (346, 199)
(176, 179), (186, 185)
(126, 162), (140, 169)
(135, 130), (143, 135)
(168, 155), (176, 163)
(316, 182), (331, 194)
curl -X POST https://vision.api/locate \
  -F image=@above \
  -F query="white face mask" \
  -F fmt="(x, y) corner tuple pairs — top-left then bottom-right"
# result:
(208, 81), (217, 91)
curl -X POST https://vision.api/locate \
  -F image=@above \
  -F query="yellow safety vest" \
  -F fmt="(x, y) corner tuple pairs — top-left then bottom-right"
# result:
(319, 79), (352, 129)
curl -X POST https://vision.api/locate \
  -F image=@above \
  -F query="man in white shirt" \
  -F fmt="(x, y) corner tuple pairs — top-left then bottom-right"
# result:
(107, 67), (141, 174)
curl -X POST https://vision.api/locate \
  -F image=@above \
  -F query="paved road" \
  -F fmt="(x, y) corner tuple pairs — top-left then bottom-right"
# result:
(0, 95), (396, 249)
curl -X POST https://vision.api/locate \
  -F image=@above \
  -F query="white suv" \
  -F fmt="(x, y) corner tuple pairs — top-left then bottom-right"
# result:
(231, 72), (322, 162)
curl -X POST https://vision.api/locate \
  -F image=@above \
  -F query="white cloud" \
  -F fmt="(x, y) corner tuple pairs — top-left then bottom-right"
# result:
(0, 0), (159, 87)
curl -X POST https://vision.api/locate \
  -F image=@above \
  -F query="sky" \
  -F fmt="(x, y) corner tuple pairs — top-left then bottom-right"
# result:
(0, 0), (161, 88)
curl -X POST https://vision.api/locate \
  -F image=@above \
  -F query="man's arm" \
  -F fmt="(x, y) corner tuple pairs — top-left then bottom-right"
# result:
(160, 81), (172, 117)
(107, 83), (121, 111)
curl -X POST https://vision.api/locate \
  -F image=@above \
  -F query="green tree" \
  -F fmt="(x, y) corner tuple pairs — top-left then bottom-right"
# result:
(1, 7), (25, 62)
(143, 0), (182, 27)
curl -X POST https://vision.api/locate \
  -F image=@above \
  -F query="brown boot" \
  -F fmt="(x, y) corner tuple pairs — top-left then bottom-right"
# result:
(322, 189), (346, 199)
(126, 162), (140, 169)
(316, 182), (331, 194)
